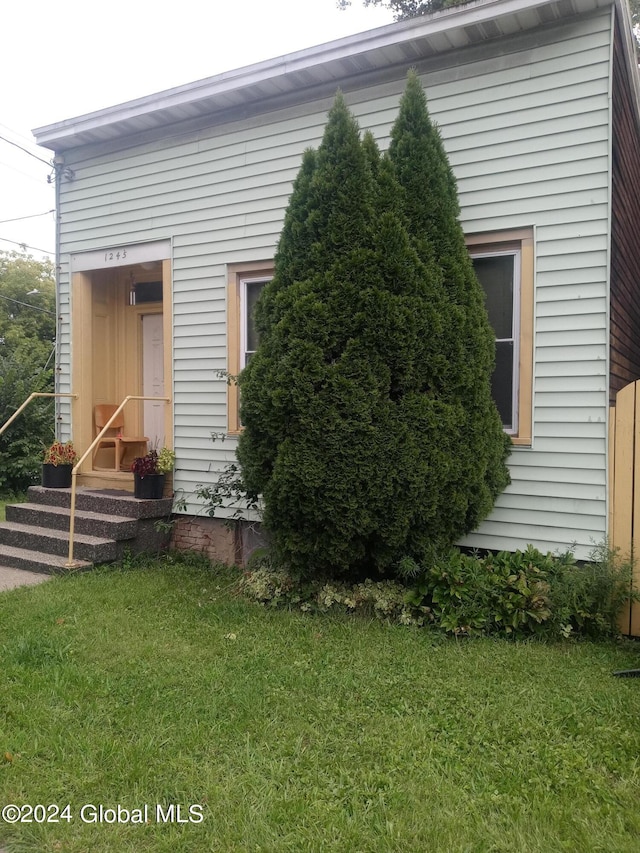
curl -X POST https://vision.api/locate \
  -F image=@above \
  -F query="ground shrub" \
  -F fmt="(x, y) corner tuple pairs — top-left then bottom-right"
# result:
(241, 544), (637, 639)
(545, 543), (637, 637)
(412, 546), (556, 637)
(240, 557), (431, 627)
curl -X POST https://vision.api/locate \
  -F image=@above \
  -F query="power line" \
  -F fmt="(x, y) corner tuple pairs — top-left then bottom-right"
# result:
(0, 210), (55, 225)
(0, 293), (55, 316)
(0, 121), (40, 150)
(0, 134), (52, 168)
(0, 159), (47, 184)
(0, 236), (55, 256)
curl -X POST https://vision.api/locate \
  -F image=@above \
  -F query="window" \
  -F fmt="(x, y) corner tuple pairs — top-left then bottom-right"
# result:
(129, 280), (163, 305)
(227, 230), (533, 445)
(241, 277), (270, 367)
(467, 228), (533, 446)
(227, 262), (273, 433)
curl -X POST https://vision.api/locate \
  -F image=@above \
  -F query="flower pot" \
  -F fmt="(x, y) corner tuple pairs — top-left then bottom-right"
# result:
(133, 472), (166, 500)
(42, 463), (73, 489)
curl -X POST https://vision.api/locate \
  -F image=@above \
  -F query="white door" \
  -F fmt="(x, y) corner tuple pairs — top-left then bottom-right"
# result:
(142, 313), (164, 448)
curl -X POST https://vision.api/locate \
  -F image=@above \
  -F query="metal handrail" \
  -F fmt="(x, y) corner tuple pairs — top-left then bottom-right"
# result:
(0, 392), (78, 437)
(65, 395), (171, 568)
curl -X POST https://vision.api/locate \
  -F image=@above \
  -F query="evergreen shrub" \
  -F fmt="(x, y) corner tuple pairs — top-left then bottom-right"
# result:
(237, 77), (510, 580)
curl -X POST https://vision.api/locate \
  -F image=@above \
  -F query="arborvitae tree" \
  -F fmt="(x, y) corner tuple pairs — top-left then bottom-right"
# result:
(237, 84), (509, 579)
(387, 70), (511, 533)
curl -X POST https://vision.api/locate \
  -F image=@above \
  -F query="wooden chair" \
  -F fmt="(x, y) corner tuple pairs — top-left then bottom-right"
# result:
(92, 404), (149, 471)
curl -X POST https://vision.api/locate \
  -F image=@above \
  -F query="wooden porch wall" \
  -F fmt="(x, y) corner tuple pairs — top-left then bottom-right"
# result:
(609, 381), (640, 636)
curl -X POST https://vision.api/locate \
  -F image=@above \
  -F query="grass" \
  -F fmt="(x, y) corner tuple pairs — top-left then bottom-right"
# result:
(0, 553), (639, 852)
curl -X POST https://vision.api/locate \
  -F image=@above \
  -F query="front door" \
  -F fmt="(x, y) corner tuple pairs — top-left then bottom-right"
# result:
(142, 313), (165, 448)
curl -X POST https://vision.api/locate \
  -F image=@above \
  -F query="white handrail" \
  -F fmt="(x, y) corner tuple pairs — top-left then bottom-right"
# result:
(65, 395), (171, 568)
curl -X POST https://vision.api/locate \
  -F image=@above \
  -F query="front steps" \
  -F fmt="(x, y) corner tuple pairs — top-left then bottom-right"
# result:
(0, 486), (173, 573)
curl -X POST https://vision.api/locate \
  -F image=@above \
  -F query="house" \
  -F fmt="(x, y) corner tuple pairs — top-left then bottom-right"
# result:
(32, 0), (640, 606)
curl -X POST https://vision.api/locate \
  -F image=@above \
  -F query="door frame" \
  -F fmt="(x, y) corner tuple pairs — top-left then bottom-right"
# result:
(70, 247), (173, 479)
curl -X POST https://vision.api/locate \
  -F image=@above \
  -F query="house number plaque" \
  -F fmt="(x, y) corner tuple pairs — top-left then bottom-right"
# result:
(70, 240), (171, 272)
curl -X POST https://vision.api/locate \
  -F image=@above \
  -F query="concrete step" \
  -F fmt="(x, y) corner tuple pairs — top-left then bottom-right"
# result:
(27, 486), (173, 520)
(6, 502), (137, 541)
(0, 521), (116, 563)
(0, 544), (92, 573)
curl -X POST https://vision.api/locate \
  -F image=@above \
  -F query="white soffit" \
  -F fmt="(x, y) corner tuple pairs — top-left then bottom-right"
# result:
(34, 0), (612, 152)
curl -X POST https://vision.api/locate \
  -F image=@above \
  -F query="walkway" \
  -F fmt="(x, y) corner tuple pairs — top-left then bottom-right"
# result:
(0, 566), (50, 592)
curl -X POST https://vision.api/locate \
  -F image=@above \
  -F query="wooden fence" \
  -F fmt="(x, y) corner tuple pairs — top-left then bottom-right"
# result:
(609, 380), (640, 637)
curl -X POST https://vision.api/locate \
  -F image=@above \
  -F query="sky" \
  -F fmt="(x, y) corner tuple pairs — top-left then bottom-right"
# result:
(0, 0), (394, 264)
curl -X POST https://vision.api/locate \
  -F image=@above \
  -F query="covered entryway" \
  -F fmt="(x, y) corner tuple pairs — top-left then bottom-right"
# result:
(69, 241), (173, 490)
(609, 379), (640, 637)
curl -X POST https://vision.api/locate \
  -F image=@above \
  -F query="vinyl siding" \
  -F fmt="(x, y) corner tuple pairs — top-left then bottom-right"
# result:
(57, 8), (614, 557)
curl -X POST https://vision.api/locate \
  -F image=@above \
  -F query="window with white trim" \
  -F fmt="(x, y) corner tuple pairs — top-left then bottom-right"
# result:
(467, 228), (533, 446)
(470, 250), (520, 433)
(240, 276), (271, 368)
(227, 230), (533, 445)
(227, 263), (273, 433)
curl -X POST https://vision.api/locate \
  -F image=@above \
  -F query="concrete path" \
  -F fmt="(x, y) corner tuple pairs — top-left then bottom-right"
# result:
(0, 566), (50, 592)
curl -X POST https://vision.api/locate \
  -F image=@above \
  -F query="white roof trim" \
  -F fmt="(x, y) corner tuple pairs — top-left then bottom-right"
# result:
(33, 0), (614, 151)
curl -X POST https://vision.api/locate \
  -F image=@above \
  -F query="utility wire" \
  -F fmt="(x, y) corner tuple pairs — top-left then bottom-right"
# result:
(0, 134), (52, 168)
(0, 159), (47, 183)
(0, 236), (55, 256)
(0, 293), (55, 316)
(0, 121), (42, 150)
(0, 210), (55, 225)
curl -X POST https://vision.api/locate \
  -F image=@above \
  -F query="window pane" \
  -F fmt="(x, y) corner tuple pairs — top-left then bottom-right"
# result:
(245, 281), (266, 354)
(492, 341), (514, 429)
(132, 281), (163, 304)
(472, 255), (514, 340)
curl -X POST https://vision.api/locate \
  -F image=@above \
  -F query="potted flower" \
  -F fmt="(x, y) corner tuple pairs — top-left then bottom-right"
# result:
(131, 447), (175, 499)
(42, 440), (77, 488)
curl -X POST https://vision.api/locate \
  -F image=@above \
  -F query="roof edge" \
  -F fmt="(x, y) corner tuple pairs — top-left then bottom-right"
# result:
(33, 0), (615, 150)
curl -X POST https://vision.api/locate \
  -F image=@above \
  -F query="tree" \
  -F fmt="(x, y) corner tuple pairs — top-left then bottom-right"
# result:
(237, 83), (509, 580)
(387, 70), (511, 536)
(339, 0), (640, 48)
(337, 0), (465, 20)
(0, 252), (56, 368)
(629, 0), (640, 46)
(0, 252), (56, 494)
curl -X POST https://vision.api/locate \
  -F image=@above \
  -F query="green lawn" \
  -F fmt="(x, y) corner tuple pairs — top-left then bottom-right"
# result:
(0, 554), (639, 852)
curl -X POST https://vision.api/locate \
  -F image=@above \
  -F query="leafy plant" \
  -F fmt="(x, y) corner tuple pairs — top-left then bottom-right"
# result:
(0, 356), (55, 495)
(406, 544), (638, 639)
(240, 559), (431, 626)
(409, 547), (552, 637)
(42, 440), (76, 466)
(156, 447), (175, 474)
(195, 462), (261, 521)
(130, 450), (159, 476)
(131, 447), (174, 476)
(546, 542), (639, 637)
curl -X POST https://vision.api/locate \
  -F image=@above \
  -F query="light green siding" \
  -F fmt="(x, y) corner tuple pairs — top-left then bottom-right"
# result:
(56, 8), (614, 557)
